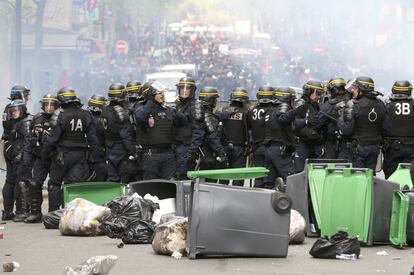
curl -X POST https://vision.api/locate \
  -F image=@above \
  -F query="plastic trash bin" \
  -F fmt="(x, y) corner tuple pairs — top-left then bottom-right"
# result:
(285, 159), (350, 237)
(406, 191), (414, 245)
(128, 179), (192, 217)
(389, 190), (409, 248)
(63, 182), (125, 206)
(371, 177), (400, 244)
(186, 167), (291, 258)
(187, 182), (292, 258)
(319, 168), (373, 244)
(388, 163), (413, 190)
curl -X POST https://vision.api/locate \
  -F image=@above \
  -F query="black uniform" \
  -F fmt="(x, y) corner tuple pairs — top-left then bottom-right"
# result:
(3, 112), (32, 221)
(42, 103), (100, 211)
(318, 93), (350, 159)
(262, 102), (296, 189)
(293, 96), (323, 172)
(338, 94), (390, 172)
(100, 103), (136, 182)
(174, 97), (195, 179)
(247, 102), (272, 187)
(135, 100), (186, 179)
(23, 112), (53, 216)
(217, 102), (249, 186)
(383, 97), (414, 178)
(187, 100), (227, 170)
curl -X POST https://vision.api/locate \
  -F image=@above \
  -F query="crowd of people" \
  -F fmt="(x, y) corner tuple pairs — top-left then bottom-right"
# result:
(2, 73), (414, 226)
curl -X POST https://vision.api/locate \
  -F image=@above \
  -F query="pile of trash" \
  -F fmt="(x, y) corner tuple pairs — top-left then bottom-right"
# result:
(59, 198), (112, 236)
(100, 196), (159, 244)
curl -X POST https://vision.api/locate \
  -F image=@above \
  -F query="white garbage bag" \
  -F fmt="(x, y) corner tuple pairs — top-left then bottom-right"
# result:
(152, 217), (188, 258)
(64, 255), (117, 275)
(59, 198), (111, 236)
(289, 209), (306, 244)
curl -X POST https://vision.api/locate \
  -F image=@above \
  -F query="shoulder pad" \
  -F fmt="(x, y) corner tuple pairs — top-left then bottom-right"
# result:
(294, 98), (306, 108)
(204, 112), (218, 134)
(49, 108), (63, 127)
(192, 100), (204, 121)
(113, 105), (127, 123)
(277, 102), (290, 114)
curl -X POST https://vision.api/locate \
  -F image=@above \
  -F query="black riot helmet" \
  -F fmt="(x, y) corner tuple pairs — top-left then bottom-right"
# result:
(10, 84), (30, 102)
(88, 94), (107, 113)
(176, 77), (196, 99)
(141, 81), (166, 101)
(256, 86), (274, 104)
(108, 83), (126, 101)
(327, 78), (347, 97)
(302, 80), (325, 96)
(391, 80), (412, 100)
(274, 87), (296, 104)
(199, 86), (219, 108)
(230, 87), (249, 103)
(40, 93), (59, 114)
(57, 87), (80, 104)
(355, 76), (375, 93)
(125, 80), (142, 100)
(7, 99), (27, 120)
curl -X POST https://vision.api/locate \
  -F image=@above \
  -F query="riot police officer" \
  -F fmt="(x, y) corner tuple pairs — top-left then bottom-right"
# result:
(247, 86), (275, 187)
(338, 76), (390, 172)
(2, 100), (32, 221)
(100, 83), (136, 183)
(319, 78), (350, 159)
(383, 81), (414, 178)
(42, 87), (100, 211)
(217, 87), (250, 186)
(24, 94), (59, 222)
(135, 81), (187, 179)
(124, 80), (143, 113)
(87, 94), (107, 181)
(293, 80), (325, 172)
(174, 77), (197, 179)
(186, 87), (227, 170)
(262, 87), (296, 190)
(2, 85), (30, 141)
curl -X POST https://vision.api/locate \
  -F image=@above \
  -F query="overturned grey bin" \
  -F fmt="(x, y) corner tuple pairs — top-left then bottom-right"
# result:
(186, 167), (292, 259)
(128, 179), (192, 217)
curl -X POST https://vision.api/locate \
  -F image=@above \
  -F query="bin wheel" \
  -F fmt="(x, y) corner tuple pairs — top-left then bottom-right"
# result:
(271, 192), (292, 214)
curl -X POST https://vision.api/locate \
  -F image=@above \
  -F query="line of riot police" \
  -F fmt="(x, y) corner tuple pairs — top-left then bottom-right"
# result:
(2, 75), (414, 223)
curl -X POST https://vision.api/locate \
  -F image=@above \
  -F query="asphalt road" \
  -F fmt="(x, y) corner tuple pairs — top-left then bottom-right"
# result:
(0, 220), (413, 275)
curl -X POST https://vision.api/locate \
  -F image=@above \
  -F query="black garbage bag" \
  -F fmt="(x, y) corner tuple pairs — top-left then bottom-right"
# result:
(43, 209), (66, 229)
(122, 220), (157, 244)
(100, 196), (158, 240)
(104, 196), (158, 221)
(309, 231), (361, 259)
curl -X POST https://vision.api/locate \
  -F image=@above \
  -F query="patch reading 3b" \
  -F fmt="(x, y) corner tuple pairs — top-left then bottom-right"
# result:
(394, 102), (411, 115)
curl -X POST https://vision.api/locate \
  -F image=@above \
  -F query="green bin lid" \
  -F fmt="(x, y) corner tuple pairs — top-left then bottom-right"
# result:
(187, 167), (269, 180)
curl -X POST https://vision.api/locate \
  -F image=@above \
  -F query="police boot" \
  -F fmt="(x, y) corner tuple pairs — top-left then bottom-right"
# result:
(1, 210), (14, 221)
(47, 185), (63, 212)
(24, 181), (43, 223)
(2, 181), (15, 220)
(12, 181), (30, 222)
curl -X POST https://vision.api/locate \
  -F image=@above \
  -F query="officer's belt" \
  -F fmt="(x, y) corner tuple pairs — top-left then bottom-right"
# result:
(142, 145), (172, 154)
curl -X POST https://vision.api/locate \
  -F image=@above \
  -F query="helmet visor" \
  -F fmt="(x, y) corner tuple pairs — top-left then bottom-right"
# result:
(178, 85), (193, 99)
(42, 101), (57, 114)
(8, 106), (22, 119)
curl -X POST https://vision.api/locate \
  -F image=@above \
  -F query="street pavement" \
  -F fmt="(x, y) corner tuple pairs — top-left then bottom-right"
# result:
(0, 220), (413, 275)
